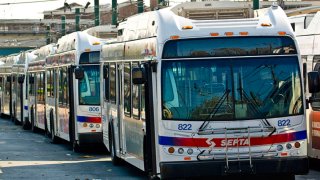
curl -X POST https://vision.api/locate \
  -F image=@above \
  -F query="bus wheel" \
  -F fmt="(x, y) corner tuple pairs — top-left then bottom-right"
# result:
(22, 117), (30, 130)
(31, 108), (37, 133)
(109, 126), (122, 166)
(50, 111), (59, 144)
(72, 141), (81, 152)
(13, 105), (19, 125)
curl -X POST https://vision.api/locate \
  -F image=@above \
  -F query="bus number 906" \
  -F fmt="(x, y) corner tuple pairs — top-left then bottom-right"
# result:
(89, 107), (100, 112)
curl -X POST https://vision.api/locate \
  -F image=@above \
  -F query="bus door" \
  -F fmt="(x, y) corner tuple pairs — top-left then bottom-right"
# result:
(58, 67), (70, 141)
(117, 63), (125, 154)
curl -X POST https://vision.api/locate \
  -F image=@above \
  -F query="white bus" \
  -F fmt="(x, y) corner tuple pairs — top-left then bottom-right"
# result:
(0, 54), (19, 119)
(11, 50), (36, 128)
(45, 31), (105, 151)
(100, 3), (310, 179)
(28, 45), (54, 132)
(289, 10), (320, 160)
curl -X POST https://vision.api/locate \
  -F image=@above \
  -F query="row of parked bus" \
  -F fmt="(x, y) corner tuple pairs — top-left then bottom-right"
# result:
(0, 3), (320, 179)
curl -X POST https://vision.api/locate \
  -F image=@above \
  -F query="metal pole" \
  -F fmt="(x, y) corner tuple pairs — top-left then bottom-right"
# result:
(253, 0), (259, 10)
(94, 0), (100, 26)
(138, 0), (143, 13)
(112, 0), (117, 25)
(75, 8), (80, 31)
(46, 25), (51, 44)
(61, 15), (66, 36)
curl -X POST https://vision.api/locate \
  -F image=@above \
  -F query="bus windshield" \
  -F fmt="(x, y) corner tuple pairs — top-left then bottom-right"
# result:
(79, 65), (100, 105)
(161, 57), (303, 120)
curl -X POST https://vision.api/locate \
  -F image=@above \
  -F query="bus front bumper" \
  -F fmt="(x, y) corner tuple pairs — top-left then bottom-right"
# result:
(159, 157), (308, 179)
(78, 132), (103, 146)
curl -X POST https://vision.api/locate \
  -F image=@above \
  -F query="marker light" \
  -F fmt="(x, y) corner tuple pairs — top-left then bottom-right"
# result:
(170, 35), (180, 40)
(278, 31), (287, 36)
(225, 32), (234, 36)
(184, 156), (191, 161)
(277, 144), (283, 151)
(294, 142), (301, 148)
(286, 143), (292, 150)
(210, 33), (219, 37)
(182, 25), (193, 30)
(178, 148), (184, 154)
(261, 23), (272, 27)
(280, 152), (288, 156)
(239, 32), (249, 36)
(92, 42), (100, 45)
(168, 147), (175, 154)
(85, 48), (91, 52)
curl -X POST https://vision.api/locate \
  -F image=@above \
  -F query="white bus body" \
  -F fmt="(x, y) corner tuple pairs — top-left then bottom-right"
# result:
(11, 50), (35, 129)
(28, 45), (54, 132)
(290, 11), (320, 159)
(101, 3), (308, 179)
(46, 31), (105, 150)
(0, 54), (19, 118)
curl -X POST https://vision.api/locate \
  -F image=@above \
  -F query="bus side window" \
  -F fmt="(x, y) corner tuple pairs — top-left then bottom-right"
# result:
(104, 64), (110, 101)
(132, 63), (140, 119)
(124, 63), (131, 117)
(59, 68), (64, 105)
(109, 63), (116, 104)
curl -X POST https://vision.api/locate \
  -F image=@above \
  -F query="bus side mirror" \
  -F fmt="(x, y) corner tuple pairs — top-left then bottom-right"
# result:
(308, 71), (320, 93)
(132, 67), (146, 84)
(18, 75), (25, 84)
(75, 68), (84, 80)
(7, 76), (11, 82)
(29, 77), (34, 84)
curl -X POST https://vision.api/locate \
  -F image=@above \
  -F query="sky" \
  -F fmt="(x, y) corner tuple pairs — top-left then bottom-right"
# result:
(0, 0), (115, 19)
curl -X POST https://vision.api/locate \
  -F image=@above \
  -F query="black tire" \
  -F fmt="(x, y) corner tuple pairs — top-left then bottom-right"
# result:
(50, 111), (59, 143)
(109, 125), (121, 165)
(31, 107), (37, 132)
(22, 117), (30, 130)
(13, 104), (18, 125)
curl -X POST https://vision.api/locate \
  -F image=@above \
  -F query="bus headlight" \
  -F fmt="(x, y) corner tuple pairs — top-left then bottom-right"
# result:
(286, 143), (292, 150)
(187, 148), (193, 155)
(178, 148), (184, 154)
(277, 145), (283, 151)
(89, 123), (94, 128)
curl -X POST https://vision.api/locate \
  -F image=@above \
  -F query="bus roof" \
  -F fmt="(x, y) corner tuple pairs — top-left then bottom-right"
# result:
(117, 3), (294, 43)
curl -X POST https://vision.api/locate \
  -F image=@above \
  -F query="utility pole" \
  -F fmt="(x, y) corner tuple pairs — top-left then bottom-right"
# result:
(253, 0), (259, 10)
(138, 0), (143, 13)
(112, 0), (117, 25)
(75, 8), (80, 31)
(61, 15), (66, 36)
(94, 0), (100, 26)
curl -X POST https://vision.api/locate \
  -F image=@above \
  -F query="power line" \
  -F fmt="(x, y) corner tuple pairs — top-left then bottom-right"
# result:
(0, 0), (58, 6)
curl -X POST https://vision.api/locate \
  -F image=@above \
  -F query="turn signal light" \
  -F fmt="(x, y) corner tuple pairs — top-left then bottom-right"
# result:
(83, 123), (88, 127)
(168, 147), (175, 154)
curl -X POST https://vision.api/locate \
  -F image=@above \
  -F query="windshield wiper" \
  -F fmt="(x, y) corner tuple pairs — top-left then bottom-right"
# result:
(237, 73), (276, 136)
(198, 88), (231, 133)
